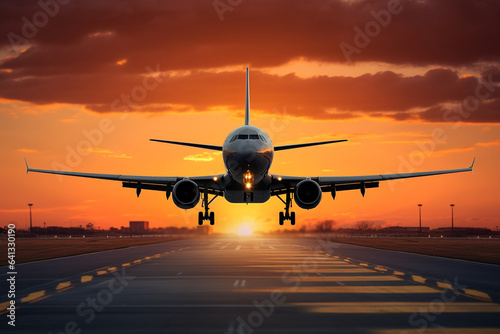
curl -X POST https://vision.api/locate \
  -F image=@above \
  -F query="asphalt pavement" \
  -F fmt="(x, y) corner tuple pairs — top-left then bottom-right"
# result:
(2, 236), (500, 333)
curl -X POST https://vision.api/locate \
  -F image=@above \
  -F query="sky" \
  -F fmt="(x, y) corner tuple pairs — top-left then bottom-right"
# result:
(1, 0), (499, 234)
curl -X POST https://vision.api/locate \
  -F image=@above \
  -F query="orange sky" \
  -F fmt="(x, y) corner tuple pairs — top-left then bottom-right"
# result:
(1, 0), (499, 234)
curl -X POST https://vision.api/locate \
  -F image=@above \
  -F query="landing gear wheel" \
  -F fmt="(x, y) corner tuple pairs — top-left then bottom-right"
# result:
(277, 188), (296, 225)
(198, 212), (203, 225)
(209, 212), (215, 225)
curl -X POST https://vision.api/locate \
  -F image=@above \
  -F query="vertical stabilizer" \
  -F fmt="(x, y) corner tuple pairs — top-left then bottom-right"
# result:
(245, 67), (250, 125)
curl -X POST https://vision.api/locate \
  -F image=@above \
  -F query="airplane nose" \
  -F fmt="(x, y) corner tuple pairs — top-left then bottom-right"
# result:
(238, 150), (257, 163)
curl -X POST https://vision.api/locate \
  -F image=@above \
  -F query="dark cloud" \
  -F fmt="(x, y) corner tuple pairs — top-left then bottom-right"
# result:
(416, 98), (500, 123)
(1, 67), (499, 122)
(1, 0), (499, 122)
(1, 0), (500, 72)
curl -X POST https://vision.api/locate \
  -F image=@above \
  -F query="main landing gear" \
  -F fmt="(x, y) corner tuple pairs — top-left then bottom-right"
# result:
(277, 189), (295, 225)
(199, 189), (218, 226)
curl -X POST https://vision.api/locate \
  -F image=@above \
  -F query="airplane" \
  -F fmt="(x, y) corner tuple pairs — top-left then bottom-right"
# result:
(25, 67), (475, 226)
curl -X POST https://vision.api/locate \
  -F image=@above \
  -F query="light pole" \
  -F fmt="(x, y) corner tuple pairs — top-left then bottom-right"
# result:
(418, 204), (422, 233)
(450, 204), (455, 232)
(28, 203), (33, 234)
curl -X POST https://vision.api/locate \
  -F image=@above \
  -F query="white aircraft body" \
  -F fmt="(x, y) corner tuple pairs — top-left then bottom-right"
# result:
(26, 68), (474, 225)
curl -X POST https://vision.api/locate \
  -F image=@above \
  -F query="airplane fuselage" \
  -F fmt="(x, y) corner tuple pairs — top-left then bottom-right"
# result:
(222, 125), (274, 203)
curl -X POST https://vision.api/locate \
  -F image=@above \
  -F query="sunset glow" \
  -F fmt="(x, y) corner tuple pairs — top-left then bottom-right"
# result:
(237, 225), (253, 237)
(1, 0), (499, 234)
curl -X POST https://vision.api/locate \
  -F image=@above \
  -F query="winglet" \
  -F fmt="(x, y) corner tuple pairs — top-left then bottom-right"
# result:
(469, 157), (476, 170)
(24, 157), (30, 174)
(245, 67), (250, 126)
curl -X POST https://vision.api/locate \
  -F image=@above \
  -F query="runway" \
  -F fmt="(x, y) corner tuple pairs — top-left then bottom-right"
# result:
(2, 236), (500, 333)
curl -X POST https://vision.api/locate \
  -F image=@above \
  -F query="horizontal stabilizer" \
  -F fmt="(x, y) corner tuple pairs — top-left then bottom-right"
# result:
(274, 139), (347, 151)
(150, 139), (222, 151)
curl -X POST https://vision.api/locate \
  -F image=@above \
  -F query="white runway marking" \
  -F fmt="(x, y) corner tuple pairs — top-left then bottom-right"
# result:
(176, 272), (183, 276)
(235, 245), (241, 251)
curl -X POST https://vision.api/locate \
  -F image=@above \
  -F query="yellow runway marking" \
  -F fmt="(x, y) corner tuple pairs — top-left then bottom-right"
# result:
(0, 301), (10, 311)
(244, 285), (439, 294)
(286, 275), (401, 282)
(122, 263), (131, 267)
(462, 289), (492, 301)
(134, 260), (142, 264)
(81, 275), (93, 283)
(267, 268), (376, 273)
(243, 263), (356, 268)
(94, 266), (109, 271)
(96, 270), (108, 276)
(21, 291), (46, 303)
(411, 275), (426, 284)
(56, 281), (71, 290)
(291, 302), (500, 314)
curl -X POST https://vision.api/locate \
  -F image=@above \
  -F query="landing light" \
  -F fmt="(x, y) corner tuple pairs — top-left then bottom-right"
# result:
(213, 176), (218, 181)
(277, 176), (282, 181)
(243, 171), (254, 189)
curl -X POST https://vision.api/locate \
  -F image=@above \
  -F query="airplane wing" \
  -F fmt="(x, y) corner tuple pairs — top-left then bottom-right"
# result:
(270, 158), (475, 196)
(25, 159), (224, 196)
(274, 139), (347, 151)
(150, 139), (222, 151)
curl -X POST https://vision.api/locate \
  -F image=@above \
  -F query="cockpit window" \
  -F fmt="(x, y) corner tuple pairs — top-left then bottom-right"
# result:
(259, 135), (267, 143)
(249, 134), (259, 140)
(230, 135), (238, 143)
(238, 134), (248, 139)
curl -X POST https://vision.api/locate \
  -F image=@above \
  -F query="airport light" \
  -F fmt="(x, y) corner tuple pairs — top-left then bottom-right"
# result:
(450, 204), (455, 232)
(28, 203), (33, 234)
(418, 204), (422, 233)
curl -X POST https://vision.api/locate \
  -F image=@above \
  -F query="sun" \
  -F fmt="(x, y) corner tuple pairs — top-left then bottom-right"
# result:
(237, 225), (253, 236)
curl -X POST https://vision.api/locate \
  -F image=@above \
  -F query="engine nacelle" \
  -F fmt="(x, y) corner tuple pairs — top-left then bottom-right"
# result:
(172, 179), (200, 209)
(294, 179), (322, 209)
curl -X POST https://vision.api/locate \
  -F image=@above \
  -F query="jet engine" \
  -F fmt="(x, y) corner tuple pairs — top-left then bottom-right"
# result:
(294, 179), (322, 209)
(172, 179), (200, 209)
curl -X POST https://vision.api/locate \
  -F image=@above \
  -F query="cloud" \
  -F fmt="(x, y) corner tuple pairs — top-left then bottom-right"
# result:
(476, 139), (500, 147)
(0, 1), (499, 122)
(184, 151), (222, 162)
(17, 148), (36, 153)
(1, 67), (498, 122)
(83, 147), (132, 158)
(1, 0), (499, 71)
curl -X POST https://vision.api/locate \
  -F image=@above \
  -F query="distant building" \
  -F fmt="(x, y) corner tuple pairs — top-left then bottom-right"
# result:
(129, 221), (149, 234)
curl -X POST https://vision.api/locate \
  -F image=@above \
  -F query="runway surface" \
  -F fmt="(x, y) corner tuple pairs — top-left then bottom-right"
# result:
(2, 236), (500, 333)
